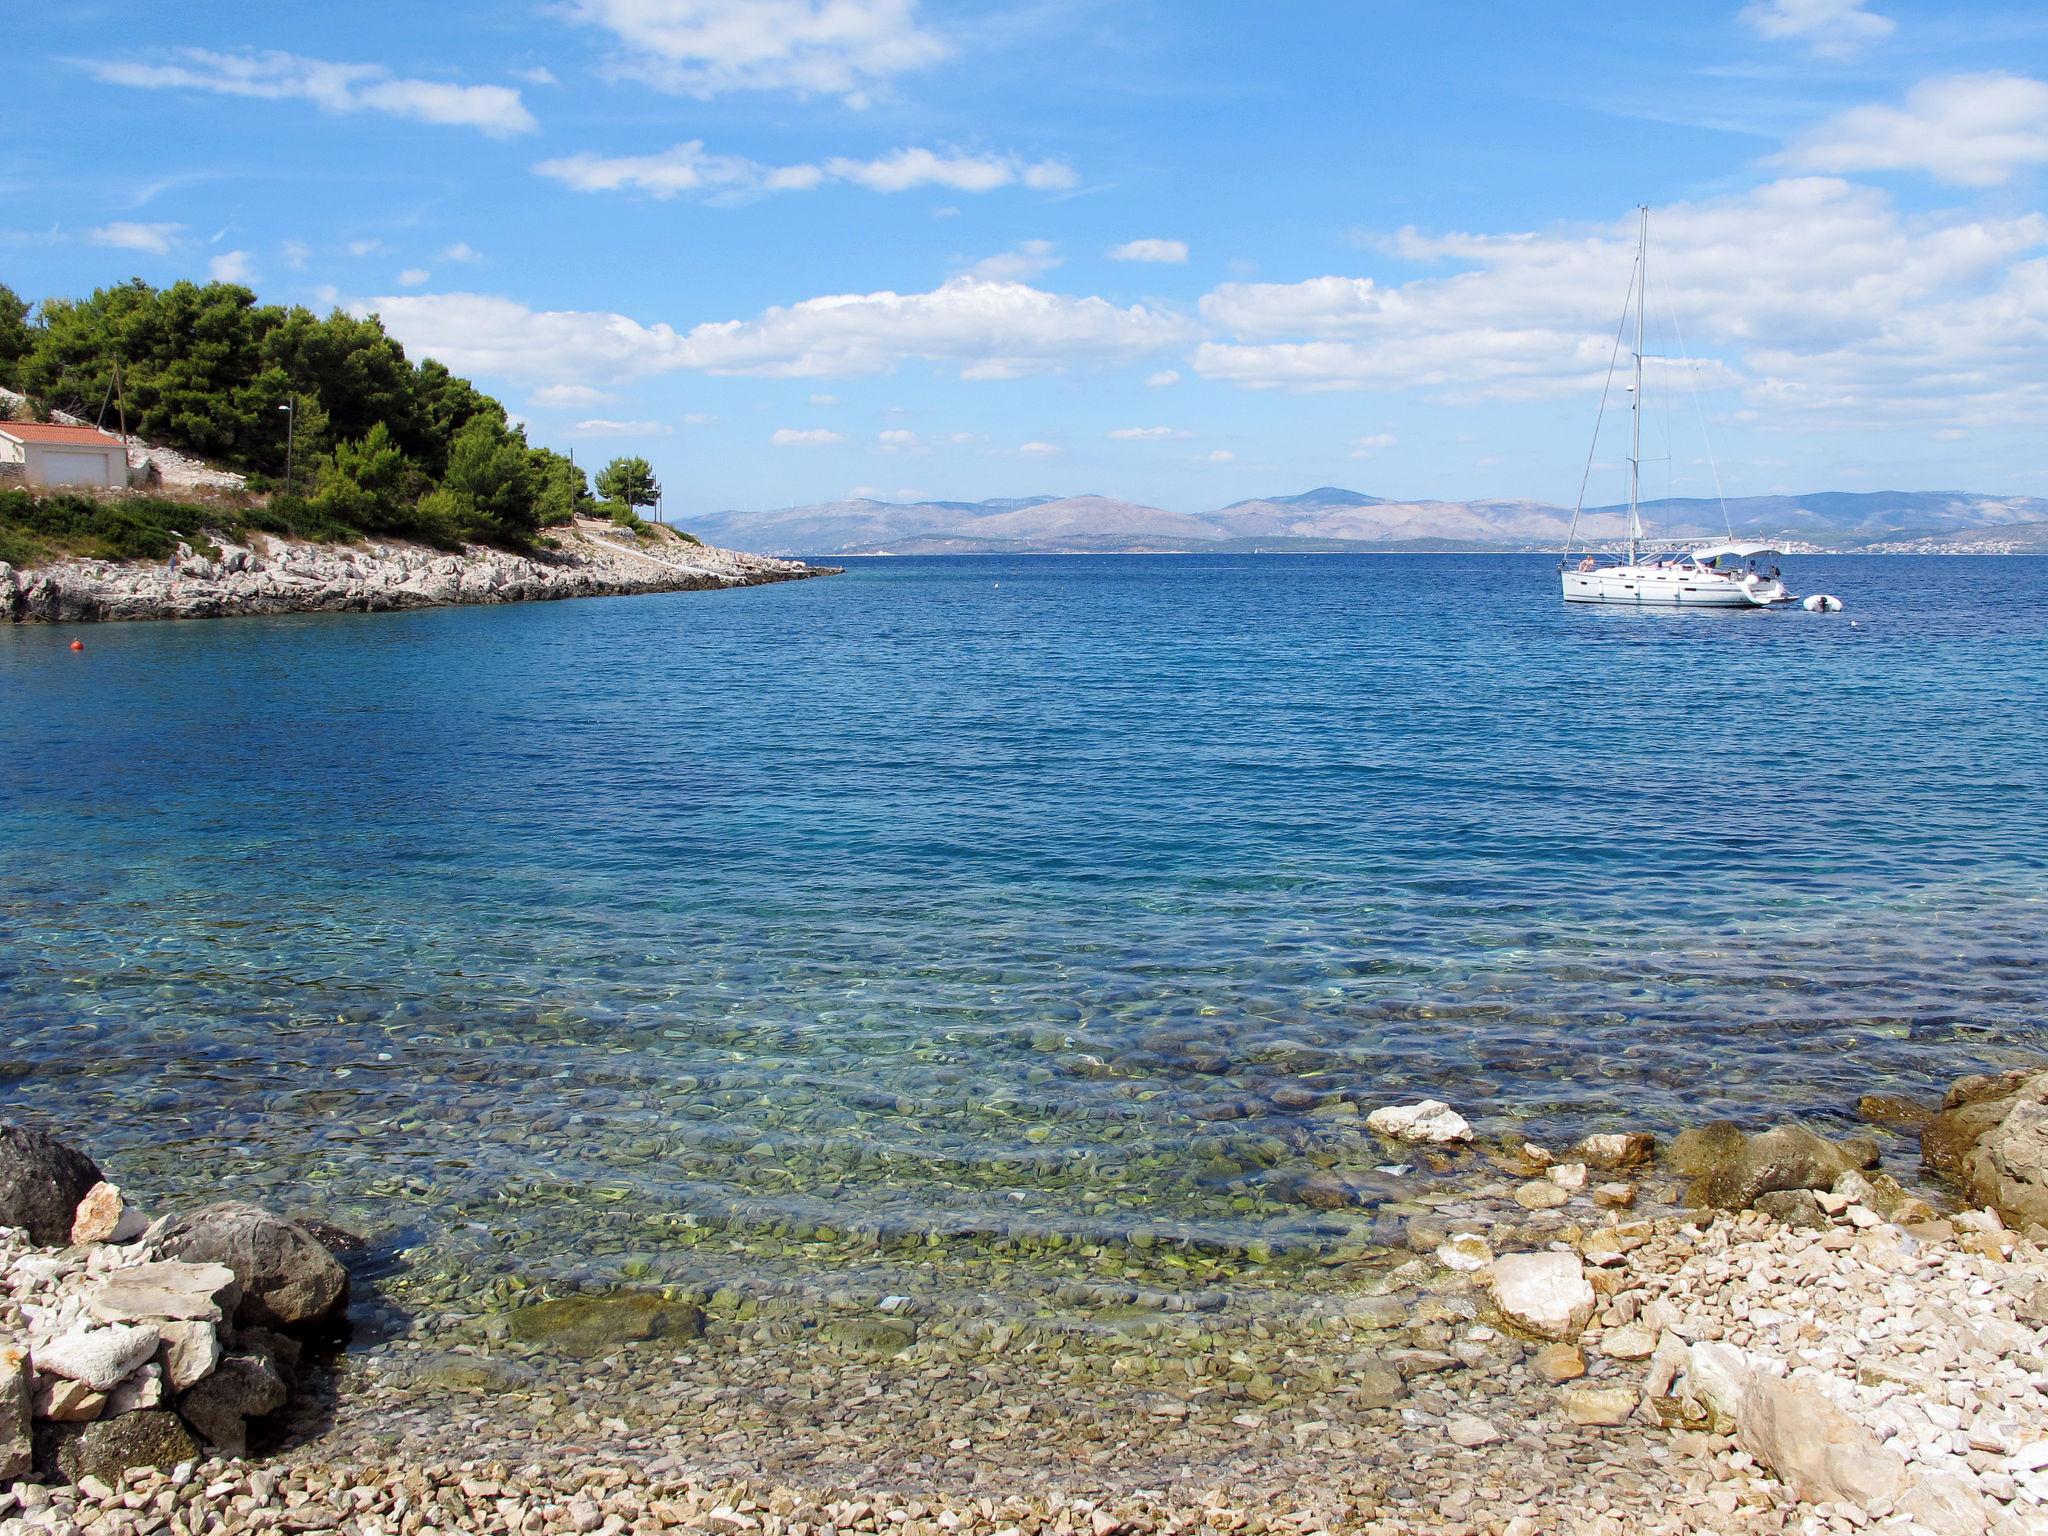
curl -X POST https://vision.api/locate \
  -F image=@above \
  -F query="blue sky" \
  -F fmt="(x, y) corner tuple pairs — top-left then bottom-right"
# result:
(6, 1), (2048, 514)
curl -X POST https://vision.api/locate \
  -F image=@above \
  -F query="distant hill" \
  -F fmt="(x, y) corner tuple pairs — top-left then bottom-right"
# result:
(694, 488), (2048, 556)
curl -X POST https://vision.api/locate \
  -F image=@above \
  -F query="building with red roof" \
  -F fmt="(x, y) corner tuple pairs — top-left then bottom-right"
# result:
(0, 421), (131, 490)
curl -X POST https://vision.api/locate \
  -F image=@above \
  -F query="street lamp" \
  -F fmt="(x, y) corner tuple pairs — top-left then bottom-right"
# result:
(277, 398), (295, 497)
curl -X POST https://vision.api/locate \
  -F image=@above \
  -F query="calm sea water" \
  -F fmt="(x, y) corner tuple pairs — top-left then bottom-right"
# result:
(2, 555), (2045, 1301)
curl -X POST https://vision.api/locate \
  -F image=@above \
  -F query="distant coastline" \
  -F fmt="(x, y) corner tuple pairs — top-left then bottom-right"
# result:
(690, 487), (2048, 559)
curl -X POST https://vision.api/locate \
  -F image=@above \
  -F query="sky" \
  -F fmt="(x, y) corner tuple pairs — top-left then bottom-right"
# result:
(6, 0), (2048, 515)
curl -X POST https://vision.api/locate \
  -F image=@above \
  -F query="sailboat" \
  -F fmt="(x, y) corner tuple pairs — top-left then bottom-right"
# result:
(1559, 207), (1795, 608)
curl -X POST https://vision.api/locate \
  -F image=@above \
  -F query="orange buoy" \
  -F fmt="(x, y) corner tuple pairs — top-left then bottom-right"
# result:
(69, 640), (84, 652)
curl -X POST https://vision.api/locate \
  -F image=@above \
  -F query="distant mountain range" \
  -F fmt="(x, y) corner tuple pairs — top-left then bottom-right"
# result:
(689, 487), (2048, 556)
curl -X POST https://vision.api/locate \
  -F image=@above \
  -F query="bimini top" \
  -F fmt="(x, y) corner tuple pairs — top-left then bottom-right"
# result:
(1688, 541), (1782, 561)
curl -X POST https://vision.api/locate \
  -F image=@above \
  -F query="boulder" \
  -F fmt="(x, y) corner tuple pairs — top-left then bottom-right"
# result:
(0, 1123), (104, 1245)
(1972, 1098), (2048, 1230)
(157, 1320), (221, 1392)
(1364, 1100), (1473, 1143)
(506, 1290), (704, 1359)
(176, 1352), (286, 1457)
(47, 1408), (199, 1484)
(1685, 1125), (1880, 1211)
(87, 1260), (240, 1325)
(1735, 1375), (1905, 1509)
(1918, 1065), (2048, 1229)
(1668, 1121), (1746, 1176)
(36, 1322), (161, 1392)
(1488, 1251), (1595, 1341)
(0, 1344), (30, 1481)
(154, 1202), (348, 1331)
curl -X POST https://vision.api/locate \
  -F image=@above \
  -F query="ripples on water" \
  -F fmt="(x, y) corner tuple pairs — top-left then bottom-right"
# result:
(1, 554), (2044, 1299)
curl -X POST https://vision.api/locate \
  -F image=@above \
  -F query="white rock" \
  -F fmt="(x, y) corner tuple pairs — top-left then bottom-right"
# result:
(1445, 1413), (1500, 1447)
(1365, 1100), (1473, 1144)
(1436, 1233), (1493, 1273)
(1683, 1341), (1753, 1431)
(1489, 1251), (1595, 1341)
(1546, 1162), (1589, 1192)
(69, 1183), (148, 1246)
(36, 1321), (161, 1392)
(158, 1319), (221, 1391)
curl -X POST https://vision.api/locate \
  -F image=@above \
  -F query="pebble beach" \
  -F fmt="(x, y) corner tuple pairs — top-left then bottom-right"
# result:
(6, 1078), (2048, 1536)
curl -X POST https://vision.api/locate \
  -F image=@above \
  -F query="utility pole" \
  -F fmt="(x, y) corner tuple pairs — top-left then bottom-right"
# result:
(277, 397), (296, 497)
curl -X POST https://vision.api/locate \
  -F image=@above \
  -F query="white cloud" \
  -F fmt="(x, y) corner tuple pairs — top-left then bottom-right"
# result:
(208, 249), (255, 282)
(281, 239), (310, 270)
(827, 148), (1074, 193)
(87, 49), (538, 137)
(1194, 178), (2048, 429)
(1107, 425), (1188, 440)
(809, 392), (839, 405)
(969, 240), (1062, 281)
(347, 239), (385, 257)
(442, 242), (483, 263)
(90, 221), (182, 254)
(876, 428), (921, 451)
(1146, 369), (1181, 387)
(683, 412), (720, 424)
(365, 277), (1188, 384)
(773, 426), (848, 446)
(1350, 432), (1398, 458)
(1108, 238), (1189, 264)
(1780, 73), (2048, 187)
(397, 268), (431, 287)
(514, 66), (559, 87)
(573, 418), (670, 435)
(565, 0), (947, 104)
(1017, 441), (1060, 457)
(533, 141), (1073, 200)
(1739, 0), (1893, 61)
(531, 383), (614, 407)
(1207, 449), (1235, 463)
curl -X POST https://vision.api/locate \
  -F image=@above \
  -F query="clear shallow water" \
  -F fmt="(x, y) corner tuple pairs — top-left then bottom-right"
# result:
(1, 555), (2044, 1301)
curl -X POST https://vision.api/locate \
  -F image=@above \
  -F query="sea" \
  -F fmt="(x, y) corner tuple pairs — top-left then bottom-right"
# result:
(2, 553), (2045, 1315)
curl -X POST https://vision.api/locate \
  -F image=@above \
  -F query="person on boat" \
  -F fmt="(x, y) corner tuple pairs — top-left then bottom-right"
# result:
(1578, 556), (1596, 572)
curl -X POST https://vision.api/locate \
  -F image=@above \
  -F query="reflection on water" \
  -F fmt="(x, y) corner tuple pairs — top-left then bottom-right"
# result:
(1, 555), (2044, 1307)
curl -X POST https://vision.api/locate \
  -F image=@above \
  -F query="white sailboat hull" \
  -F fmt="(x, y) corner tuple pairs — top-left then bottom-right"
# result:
(1561, 565), (1789, 607)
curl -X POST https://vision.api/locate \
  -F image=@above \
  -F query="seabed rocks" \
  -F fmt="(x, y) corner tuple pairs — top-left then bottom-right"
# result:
(6, 1072), (2048, 1535)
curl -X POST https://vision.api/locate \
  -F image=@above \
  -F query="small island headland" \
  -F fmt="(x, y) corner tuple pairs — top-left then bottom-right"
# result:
(2, 517), (832, 625)
(0, 277), (835, 625)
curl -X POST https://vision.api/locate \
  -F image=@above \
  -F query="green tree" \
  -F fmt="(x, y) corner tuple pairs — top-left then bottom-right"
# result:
(436, 414), (539, 544)
(596, 455), (660, 511)
(530, 447), (592, 527)
(0, 284), (33, 390)
(310, 423), (415, 535)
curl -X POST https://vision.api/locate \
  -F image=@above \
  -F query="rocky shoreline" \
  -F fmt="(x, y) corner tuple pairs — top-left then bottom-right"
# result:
(4, 1067), (2046, 1534)
(0, 518), (835, 625)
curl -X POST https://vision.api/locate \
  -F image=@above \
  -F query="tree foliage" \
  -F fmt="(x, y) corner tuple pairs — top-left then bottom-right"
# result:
(0, 284), (31, 390)
(596, 455), (660, 511)
(0, 277), (645, 551)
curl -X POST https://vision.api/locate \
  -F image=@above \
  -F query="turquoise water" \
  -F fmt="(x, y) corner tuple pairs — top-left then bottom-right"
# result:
(2, 555), (2045, 1297)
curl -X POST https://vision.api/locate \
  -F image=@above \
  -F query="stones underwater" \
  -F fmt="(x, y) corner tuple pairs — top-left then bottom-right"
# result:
(506, 1291), (706, 1359)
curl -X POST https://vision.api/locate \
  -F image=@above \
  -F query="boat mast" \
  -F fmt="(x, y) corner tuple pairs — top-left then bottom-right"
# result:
(1628, 204), (1647, 567)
